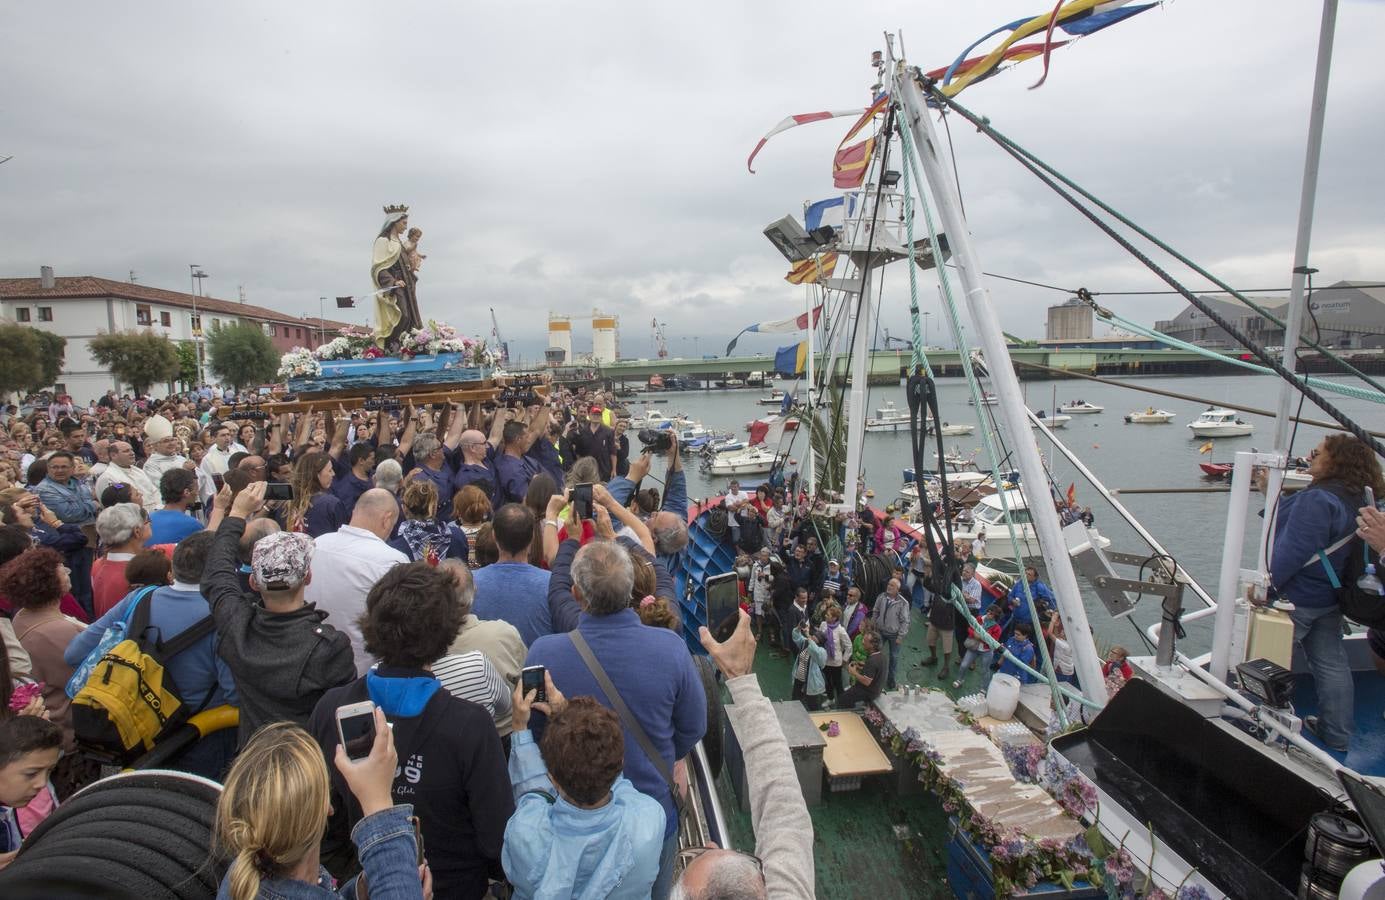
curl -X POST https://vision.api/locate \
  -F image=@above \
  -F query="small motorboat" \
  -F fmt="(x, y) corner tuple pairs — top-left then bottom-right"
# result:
(1199, 462), (1233, 478)
(1187, 407), (1253, 438)
(1057, 399), (1103, 414)
(707, 445), (779, 475)
(933, 422), (976, 437)
(1029, 410), (1071, 429)
(1125, 407), (1176, 424)
(865, 400), (911, 432)
(968, 392), (1000, 406)
(934, 449), (980, 473)
(757, 389), (787, 406)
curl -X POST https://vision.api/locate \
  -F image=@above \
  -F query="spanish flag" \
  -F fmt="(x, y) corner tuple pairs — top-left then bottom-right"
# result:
(1198, 440), (1214, 455)
(785, 252), (838, 285)
(832, 139), (875, 189)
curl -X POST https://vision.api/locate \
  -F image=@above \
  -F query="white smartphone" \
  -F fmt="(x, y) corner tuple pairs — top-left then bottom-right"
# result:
(336, 700), (377, 761)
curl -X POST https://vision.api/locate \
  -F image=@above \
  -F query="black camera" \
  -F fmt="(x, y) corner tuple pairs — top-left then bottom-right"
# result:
(638, 429), (673, 453)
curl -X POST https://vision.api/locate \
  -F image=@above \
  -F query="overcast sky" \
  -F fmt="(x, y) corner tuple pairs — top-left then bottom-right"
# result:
(3, 1), (1382, 362)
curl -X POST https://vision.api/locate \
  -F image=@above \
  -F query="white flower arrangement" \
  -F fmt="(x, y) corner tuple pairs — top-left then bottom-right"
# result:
(277, 347), (323, 380)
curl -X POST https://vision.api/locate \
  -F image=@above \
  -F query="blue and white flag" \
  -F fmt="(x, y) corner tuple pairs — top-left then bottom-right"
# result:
(804, 195), (858, 233)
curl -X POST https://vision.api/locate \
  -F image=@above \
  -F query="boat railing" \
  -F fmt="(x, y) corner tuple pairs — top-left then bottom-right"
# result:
(678, 741), (729, 869)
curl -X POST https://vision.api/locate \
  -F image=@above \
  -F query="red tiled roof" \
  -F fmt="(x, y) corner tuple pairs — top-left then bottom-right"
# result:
(0, 275), (352, 329)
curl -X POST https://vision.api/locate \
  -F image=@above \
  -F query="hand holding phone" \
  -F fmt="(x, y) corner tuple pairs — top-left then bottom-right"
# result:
(333, 706), (397, 818)
(521, 665), (547, 704)
(572, 483), (594, 520)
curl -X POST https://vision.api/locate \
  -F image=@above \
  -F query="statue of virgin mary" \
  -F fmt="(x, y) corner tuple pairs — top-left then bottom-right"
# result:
(371, 205), (424, 347)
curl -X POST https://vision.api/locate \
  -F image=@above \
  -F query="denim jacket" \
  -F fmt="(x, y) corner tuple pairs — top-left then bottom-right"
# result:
(502, 731), (664, 900)
(216, 805), (422, 900)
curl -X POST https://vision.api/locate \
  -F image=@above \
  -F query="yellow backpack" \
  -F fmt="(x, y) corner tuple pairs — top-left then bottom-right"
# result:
(71, 593), (216, 762)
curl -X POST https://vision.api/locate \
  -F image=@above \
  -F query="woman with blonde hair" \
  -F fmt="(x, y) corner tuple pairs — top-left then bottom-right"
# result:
(388, 478), (467, 565)
(214, 716), (429, 899)
(284, 452), (343, 538)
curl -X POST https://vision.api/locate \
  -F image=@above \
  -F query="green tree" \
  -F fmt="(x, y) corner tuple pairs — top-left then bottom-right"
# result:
(176, 341), (200, 391)
(29, 329), (67, 392)
(206, 322), (279, 392)
(88, 330), (180, 397)
(0, 325), (42, 398)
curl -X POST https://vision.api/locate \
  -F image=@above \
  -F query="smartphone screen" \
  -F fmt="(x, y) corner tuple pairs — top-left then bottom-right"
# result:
(572, 483), (593, 520)
(521, 665), (547, 703)
(705, 571), (741, 642)
(264, 482), (295, 502)
(338, 706), (376, 760)
(211, 473), (225, 491)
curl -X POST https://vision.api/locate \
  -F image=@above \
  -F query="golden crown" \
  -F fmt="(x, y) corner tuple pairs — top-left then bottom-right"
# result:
(383, 203), (410, 215)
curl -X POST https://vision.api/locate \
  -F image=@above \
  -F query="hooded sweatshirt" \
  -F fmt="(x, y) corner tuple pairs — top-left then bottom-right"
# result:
(309, 667), (513, 898)
(201, 517), (356, 745)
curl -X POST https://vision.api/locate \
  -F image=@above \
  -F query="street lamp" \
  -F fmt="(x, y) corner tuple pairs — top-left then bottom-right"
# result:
(188, 264), (208, 386)
(923, 311), (931, 348)
(318, 298), (328, 348)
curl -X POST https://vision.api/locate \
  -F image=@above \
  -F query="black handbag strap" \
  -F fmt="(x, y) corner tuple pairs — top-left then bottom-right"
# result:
(568, 630), (677, 798)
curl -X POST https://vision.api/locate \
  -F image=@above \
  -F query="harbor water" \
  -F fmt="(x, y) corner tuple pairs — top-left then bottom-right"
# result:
(628, 372), (1382, 656)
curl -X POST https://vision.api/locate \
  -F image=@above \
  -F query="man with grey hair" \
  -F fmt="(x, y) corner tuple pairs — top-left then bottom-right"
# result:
(305, 488), (408, 673)
(406, 430), (457, 522)
(95, 439), (160, 514)
(605, 433), (689, 588)
(672, 612), (814, 900)
(526, 535), (706, 899)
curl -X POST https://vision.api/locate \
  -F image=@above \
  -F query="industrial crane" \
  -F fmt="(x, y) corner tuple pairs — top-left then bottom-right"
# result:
(651, 318), (669, 359)
(880, 327), (913, 350)
(489, 307), (510, 364)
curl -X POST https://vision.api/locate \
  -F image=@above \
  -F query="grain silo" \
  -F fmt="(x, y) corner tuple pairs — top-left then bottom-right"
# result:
(591, 310), (619, 364)
(547, 314), (573, 364)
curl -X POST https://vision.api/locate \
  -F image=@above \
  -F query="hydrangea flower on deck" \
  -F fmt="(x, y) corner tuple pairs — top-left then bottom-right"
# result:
(277, 347), (322, 380)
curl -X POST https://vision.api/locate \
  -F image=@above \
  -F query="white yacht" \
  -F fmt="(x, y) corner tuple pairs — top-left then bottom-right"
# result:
(864, 400), (911, 432)
(932, 422), (976, 436)
(1057, 400), (1104, 414)
(1186, 407), (1253, 437)
(1124, 407), (1176, 424)
(707, 445), (778, 475)
(757, 389), (786, 406)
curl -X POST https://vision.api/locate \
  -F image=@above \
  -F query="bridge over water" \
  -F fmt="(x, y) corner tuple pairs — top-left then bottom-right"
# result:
(593, 347), (1242, 385)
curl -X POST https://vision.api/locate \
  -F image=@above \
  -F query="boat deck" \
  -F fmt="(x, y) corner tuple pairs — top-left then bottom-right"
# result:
(1294, 669), (1385, 777)
(715, 627), (999, 898)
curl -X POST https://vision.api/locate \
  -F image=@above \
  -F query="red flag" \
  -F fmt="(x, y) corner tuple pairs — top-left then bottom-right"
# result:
(1066, 483), (1077, 507)
(833, 138), (874, 188)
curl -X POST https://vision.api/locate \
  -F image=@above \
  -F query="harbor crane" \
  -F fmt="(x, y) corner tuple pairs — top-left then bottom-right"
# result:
(489, 307), (510, 364)
(651, 318), (669, 359)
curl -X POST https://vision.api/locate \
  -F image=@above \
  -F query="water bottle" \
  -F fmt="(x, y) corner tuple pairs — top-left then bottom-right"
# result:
(1360, 488), (1383, 596)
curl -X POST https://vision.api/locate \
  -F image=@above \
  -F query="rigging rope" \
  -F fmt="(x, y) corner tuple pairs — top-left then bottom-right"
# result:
(894, 109), (1071, 720)
(921, 78), (1385, 458)
(927, 83), (1385, 400)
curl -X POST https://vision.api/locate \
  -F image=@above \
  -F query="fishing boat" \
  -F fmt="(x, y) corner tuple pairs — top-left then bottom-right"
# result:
(864, 400), (911, 431)
(706, 444), (778, 475)
(1125, 407), (1176, 423)
(950, 488), (1111, 561)
(1057, 399), (1104, 414)
(757, 389), (786, 405)
(933, 449), (979, 473)
(1187, 407), (1254, 437)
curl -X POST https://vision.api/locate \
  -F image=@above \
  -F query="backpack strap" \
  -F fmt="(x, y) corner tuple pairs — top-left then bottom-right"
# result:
(155, 614), (217, 659)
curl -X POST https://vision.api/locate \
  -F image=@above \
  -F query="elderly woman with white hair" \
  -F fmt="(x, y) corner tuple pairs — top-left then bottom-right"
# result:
(90, 502), (172, 618)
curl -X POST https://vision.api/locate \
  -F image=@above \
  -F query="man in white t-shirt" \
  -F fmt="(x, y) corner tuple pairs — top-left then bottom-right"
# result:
(724, 479), (752, 509)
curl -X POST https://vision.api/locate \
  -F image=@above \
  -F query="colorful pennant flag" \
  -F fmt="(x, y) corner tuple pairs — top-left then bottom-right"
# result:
(746, 108), (869, 173)
(1198, 440), (1214, 455)
(1066, 482), (1077, 507)
(804, 196), (854, 232)
(784, 252), (838, 285)
(725, 305), (823, 356)
(775, 342), (810, 376)
(832, 139), (874, 189)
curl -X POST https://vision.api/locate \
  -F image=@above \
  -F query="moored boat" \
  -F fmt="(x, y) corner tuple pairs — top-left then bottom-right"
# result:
(1186, 407), (1253, 437)
(1125, 407), (1176, 424)
(1057, 399), (1104, 414)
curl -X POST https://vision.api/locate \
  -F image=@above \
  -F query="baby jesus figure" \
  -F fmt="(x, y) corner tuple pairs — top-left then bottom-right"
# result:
(402, 227), (427, 274)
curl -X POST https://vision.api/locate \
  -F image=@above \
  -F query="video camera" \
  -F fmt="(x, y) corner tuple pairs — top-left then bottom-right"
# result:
(638, 428), (674, 453)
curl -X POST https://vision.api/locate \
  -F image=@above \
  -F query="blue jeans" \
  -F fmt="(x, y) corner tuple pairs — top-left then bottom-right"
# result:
(882, 633), (902, 689)
(1291, 604), (1354, 751)
(908, 576), (930, 612)
(652, 826), (679, 900)
(958, 648), (993, 677)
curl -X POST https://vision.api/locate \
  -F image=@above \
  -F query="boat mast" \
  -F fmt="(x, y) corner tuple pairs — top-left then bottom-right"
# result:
(840, 264), (876, 512)
(803, 230), (817, 497)
(891, 44), (1108, 702)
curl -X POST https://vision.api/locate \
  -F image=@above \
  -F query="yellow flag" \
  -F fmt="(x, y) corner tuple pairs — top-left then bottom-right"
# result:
(1198, 440), (1214, 455)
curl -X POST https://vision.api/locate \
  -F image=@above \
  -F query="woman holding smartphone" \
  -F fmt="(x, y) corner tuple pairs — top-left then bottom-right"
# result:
(214, 713), (431, 899)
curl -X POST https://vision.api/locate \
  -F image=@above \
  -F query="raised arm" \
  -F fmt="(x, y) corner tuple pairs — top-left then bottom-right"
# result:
(595, 483), (653, 553)
(327, 404), (350, 460)
(396, 401), (418, 461)
(293, 406), (315, 454)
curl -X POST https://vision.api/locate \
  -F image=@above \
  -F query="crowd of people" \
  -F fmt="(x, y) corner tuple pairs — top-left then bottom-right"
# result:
(0, 386), (813, 900)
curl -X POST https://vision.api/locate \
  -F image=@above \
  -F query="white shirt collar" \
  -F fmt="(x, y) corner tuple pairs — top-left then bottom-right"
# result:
(169, 581), (202, 593)
(338, 525), (384, 543)
(106, 552), (135, 562)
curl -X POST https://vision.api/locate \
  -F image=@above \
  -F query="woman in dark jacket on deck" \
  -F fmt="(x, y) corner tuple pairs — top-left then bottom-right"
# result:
(1270, 434), (1385, 753)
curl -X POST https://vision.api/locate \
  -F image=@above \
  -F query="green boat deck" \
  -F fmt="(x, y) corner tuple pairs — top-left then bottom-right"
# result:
(714, 628), (1003, 899)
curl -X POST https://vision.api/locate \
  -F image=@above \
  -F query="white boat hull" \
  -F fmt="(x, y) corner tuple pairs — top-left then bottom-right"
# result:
(1029, 415), (1071, 429)
(1187, 423), (1253, 437)
(708, 448), (778, 475)
(864, 417), (911, 432)
(935, 424), (976, 436)
(1057, 404), (1103, 414)
(1125, 412), (1175, 424)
